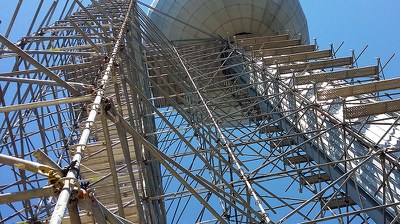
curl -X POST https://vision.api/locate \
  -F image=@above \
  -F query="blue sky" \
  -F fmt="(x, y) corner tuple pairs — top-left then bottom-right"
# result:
(300, 0), (400, 79)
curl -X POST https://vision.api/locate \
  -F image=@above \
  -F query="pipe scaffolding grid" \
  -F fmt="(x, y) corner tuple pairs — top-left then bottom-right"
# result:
(0, 0), (400, 223)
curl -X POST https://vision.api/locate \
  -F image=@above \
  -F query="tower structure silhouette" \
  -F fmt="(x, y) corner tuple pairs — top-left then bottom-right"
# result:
(0, 1), (399, 223)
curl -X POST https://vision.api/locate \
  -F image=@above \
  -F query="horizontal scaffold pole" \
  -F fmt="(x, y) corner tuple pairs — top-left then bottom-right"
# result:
(0, 35), (81, 96)
(0, 185), (55, 204)
(0, 153), (55, 176)
(0, 95), (94, 113)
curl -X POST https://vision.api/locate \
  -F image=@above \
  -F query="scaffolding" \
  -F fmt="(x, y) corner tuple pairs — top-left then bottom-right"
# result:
(1, 1), (400, 223)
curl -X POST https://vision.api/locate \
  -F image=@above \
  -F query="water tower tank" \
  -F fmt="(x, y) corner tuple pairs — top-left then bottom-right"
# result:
(149, 0), (309, 42)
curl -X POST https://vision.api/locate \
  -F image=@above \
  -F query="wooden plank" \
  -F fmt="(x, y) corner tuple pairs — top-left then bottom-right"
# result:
(254, 45), (315, 57)
(294, 66), (378, 85)
(344, 98), (400, 119)
(63, 205), (139, 224)
(301, 173), (331, 185)
(235, 34), (289, 45)
(323, 197), (356, 210)
(270, 138), (294, 148)
(233, 33), (262, 39)
(263, 49), (332, 65)
(259, 125), (281, 134)
(278, 57), (353, 74)
(98, 194), (136, 207)
(284, 155), (313, 165)
(87, 175), (131, 188)
(317, 77), (400, 101)
(243, 39), (301, 51)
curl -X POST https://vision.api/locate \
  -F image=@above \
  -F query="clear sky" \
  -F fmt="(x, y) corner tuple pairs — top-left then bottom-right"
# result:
(300, 0), (400, 79)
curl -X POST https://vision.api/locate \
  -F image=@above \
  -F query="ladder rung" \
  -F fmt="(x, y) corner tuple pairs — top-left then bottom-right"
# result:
(344, 98), (400, 119)
(317, 77), (400, 101)
(278, 57), (353, 74)
(263, 49), (332, 65)
(254, 45), (316, 57)
(294, 66), (378, 85)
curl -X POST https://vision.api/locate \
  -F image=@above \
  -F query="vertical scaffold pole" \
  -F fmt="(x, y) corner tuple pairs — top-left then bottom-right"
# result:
(49, 0), (136, 223)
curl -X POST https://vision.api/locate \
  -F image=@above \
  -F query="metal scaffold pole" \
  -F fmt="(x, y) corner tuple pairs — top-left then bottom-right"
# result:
(49, 1), (137, 223)
(1, 1), (400, 224)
